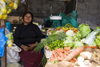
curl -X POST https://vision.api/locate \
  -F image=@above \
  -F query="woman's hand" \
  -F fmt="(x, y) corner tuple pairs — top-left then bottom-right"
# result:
(21, 45), (30, 51)
(29, 42), (38, 50)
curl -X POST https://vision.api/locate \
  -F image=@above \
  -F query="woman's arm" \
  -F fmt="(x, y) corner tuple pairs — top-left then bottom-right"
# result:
(13, 27), (22, 48)
(35, 25), (42, 43)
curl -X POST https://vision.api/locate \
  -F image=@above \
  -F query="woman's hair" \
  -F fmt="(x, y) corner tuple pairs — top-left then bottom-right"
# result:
(22, 11), (34, 23)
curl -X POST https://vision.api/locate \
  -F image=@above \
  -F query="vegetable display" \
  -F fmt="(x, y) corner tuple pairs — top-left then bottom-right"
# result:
(33, 23), (100, 67)
(51, 47), (79, 62)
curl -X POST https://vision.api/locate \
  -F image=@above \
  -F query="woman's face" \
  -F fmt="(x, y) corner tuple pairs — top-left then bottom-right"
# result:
(24, 13), (32, 23)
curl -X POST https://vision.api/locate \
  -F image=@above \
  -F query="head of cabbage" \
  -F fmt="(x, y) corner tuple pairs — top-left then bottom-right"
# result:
(79, 24), (91, 38)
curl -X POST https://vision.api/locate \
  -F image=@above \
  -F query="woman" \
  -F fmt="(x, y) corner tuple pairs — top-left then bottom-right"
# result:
(13, 11), (43, 67)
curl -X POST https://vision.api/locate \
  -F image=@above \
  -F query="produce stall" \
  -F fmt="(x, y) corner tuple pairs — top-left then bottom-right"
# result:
(33, 23), (100, 67)
(0, 0), (19, 67)
(0, 0), (100, 67)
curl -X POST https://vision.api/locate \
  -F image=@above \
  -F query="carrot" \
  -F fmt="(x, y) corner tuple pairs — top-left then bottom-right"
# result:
(56, 28), (60, 31)
(63, 50), (68, 56)
(51, 50), (59, 62)
(57, 48), (64, 53)
(64, 47), (84, 61)
(64, 30), (67, 32)
(84, 45), (98, 49)
(58, 56), (63, 61)
(67, 51), (72, 54)
(64, 47), (70, 51)
(69, 59), (75, 63)
(74, 30), (78, 33)
(51, 51), (55, 61)
(73, 57), (77, 62)
(55, 49), (62, 57)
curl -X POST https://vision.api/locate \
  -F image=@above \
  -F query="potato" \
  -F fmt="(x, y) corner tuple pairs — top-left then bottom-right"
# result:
(93, 49), (100, 53)
(85, 48), (92, 52)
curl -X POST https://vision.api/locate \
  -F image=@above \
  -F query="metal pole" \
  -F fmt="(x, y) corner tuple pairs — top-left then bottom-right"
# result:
(1, 20), (6, 67)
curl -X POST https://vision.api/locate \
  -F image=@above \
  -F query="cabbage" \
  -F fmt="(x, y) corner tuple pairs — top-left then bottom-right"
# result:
(66, 30), (75, 37)
(95, 38), (100, 48)
(67, 36), (74, 40)
(79, 24), (91, 38)
(92, 42), (96, 46)
(73, 31), (82, 41)
(75, 31), (82, 39)
(94, 26), (100, 31)
(64, 39), (74, 48)
(74, 41), (83, 48)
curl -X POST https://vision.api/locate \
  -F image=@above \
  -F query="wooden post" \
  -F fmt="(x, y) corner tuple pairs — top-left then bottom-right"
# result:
(25, 0), (29, 11)
(73, 0), (76, 10)
(0, 20), (6, 67)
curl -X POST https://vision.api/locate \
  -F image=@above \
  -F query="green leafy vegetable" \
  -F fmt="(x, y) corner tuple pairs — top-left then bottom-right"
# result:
(95, 38), (100, 48)
(94, 26), (100, 31)
(33, 32), (66, 52)
(92, 42), (97, 46)
(75, 31), (82, 39)
(52, 60), (58, 64)
(66, 30), (75, 37)
(57, 27), (61, 29)
(64, 39), (74, 48)
(48, 40), (64, 50)
(74, 41), (83, 48)
(64, 23), (73, 28)
(79, 24), (91, 38)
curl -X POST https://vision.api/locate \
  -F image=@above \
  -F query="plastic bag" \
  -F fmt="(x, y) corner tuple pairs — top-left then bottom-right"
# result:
(7, 44), (21, 63)
(0, 28), (8, 57)
(7, 63), (22, 67)
(9, 43), (21, 52)
(58, 11), (79, 28)
(6, 22), (12, 31)
(5, 28), (10, 35)
(84, 29), (100, 46)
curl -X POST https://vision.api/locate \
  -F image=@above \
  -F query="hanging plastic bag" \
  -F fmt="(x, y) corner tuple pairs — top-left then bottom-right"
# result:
(7, 44), (21, 63)
(5, 28), (10, 35)
(0, 28), (8, 57)
(84, 29), (100, 46)
(6, 22), (12, 31)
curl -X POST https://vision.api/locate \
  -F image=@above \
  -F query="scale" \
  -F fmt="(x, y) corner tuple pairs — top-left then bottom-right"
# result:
(49, 6), (62, 20)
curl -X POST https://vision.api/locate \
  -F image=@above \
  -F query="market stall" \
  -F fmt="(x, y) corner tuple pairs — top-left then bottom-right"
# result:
(33, 23), (100, 67)
(0, 0), (100, 67)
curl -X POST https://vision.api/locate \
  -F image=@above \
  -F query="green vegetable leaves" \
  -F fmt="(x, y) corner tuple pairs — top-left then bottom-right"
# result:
(64, 39), (74, 48)
(79, 24), (91, 38)
(64, 23), (73, 28)
(74, 41), (83, 49)
(95, 38), (100, 48)
(66, 30), (75, 37)
(48, 40), (64, 50)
